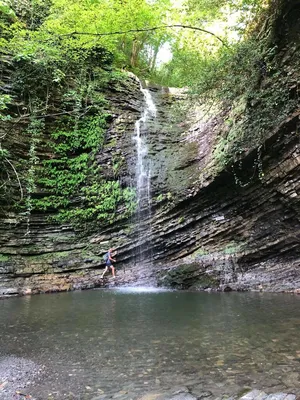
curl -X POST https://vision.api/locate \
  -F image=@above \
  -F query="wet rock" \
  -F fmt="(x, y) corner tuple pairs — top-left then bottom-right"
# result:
(0, 287), (19, 296)
(239, 391), (297, 400)
(191, 390), (212, 399)
(157, 263), (220, 290)
(139, 387), (198, 400)
(138, 394), (164, 400)
(240, 390), (268, 400)
(265, 395), (295, 400)
(281, 372), (299, 388)
(170, 394), (198, 400)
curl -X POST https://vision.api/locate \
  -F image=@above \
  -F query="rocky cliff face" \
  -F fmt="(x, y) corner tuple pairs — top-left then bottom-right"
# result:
(1, 2), (300, 297)
(0, 72), (199, 296)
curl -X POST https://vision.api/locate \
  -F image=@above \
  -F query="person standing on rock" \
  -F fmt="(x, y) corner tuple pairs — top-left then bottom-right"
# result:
(101, 248), (117, 279)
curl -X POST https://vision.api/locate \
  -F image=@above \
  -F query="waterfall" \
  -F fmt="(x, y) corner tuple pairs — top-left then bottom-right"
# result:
(133, 84), (157, 263)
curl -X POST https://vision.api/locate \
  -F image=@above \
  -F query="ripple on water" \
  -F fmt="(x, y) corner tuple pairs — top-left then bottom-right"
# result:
(1, 290), (300, 400)
(112, 286), (173, 294)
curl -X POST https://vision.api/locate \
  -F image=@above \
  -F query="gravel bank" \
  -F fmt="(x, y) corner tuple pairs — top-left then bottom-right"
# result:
(0, 356), (44, 399)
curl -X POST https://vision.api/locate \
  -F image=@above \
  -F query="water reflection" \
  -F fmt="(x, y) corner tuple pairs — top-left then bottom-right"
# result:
(0, 291), (300, 399)
(113, 286), (172, 293)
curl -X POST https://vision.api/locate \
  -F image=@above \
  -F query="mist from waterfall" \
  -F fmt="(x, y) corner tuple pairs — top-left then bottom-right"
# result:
(133, 84), (157, 264)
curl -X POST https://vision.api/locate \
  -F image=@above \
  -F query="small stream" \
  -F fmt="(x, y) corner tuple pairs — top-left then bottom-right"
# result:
(1, 290), (300, 399)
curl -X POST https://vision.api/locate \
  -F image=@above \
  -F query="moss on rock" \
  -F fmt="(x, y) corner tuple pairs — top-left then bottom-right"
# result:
(157, 263), (220, 290)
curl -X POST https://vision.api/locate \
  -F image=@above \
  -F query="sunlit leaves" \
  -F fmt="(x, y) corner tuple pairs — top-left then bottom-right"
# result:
(40, 0), (172, 71)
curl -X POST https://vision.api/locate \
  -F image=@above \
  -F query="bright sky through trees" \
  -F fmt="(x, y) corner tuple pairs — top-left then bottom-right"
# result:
(0, 0), (268, 87)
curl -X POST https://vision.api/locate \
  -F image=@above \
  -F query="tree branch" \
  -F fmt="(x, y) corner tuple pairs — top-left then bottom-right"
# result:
(56, 25), (228, 46)
(5, 158), (24, 201)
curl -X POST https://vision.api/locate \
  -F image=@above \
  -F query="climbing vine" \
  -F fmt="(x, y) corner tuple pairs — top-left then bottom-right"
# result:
(31, 114), (136, 225)
(211, 60), (299, 177)
(23, 118), (43, 233)
(0, 3), (139, 226)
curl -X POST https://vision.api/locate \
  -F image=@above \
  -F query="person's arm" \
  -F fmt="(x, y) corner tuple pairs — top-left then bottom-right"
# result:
(109, 252), (116, 262)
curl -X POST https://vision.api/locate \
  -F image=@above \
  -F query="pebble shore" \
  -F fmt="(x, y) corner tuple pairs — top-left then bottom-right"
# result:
(0, 356), (44, 399)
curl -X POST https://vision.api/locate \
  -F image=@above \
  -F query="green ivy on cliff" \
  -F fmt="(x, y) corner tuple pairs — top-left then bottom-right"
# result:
(22, 117), (44, 231)
(0, 0), (138, 226)
(1, 0), (297, 210)
(210, 1), (299, 173)
(32, 113), (136, 224)
(155, 0), (298, 176)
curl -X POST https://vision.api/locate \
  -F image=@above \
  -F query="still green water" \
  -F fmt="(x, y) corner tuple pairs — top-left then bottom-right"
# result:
(1, 288), (300, 399)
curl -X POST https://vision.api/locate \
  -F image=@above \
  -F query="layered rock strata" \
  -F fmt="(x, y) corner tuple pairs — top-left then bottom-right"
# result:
(1, 1), (300, 295)
(1, 78), (299, 295)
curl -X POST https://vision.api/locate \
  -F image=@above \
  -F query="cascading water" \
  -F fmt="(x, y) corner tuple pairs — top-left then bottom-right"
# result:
(133, 84), (157, 263)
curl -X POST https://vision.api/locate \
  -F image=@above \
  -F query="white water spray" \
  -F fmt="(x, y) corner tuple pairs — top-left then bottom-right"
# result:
(133, 84), (157, 262)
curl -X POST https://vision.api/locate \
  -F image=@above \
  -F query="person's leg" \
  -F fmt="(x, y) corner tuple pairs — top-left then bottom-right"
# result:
(101, 266), (108, 278)
(111, 265), (115, 278)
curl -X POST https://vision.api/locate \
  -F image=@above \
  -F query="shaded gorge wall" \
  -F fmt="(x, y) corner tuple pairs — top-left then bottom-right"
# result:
(0, 67), (199, 296)
(1, 0), (300, 296)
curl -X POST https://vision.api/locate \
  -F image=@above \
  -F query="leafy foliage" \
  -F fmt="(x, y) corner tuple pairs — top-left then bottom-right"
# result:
(31, 113), (136, 224)
(154, 0), (298, 173)
(0, 0), (140, 225)
(0, 0), (296, 215)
